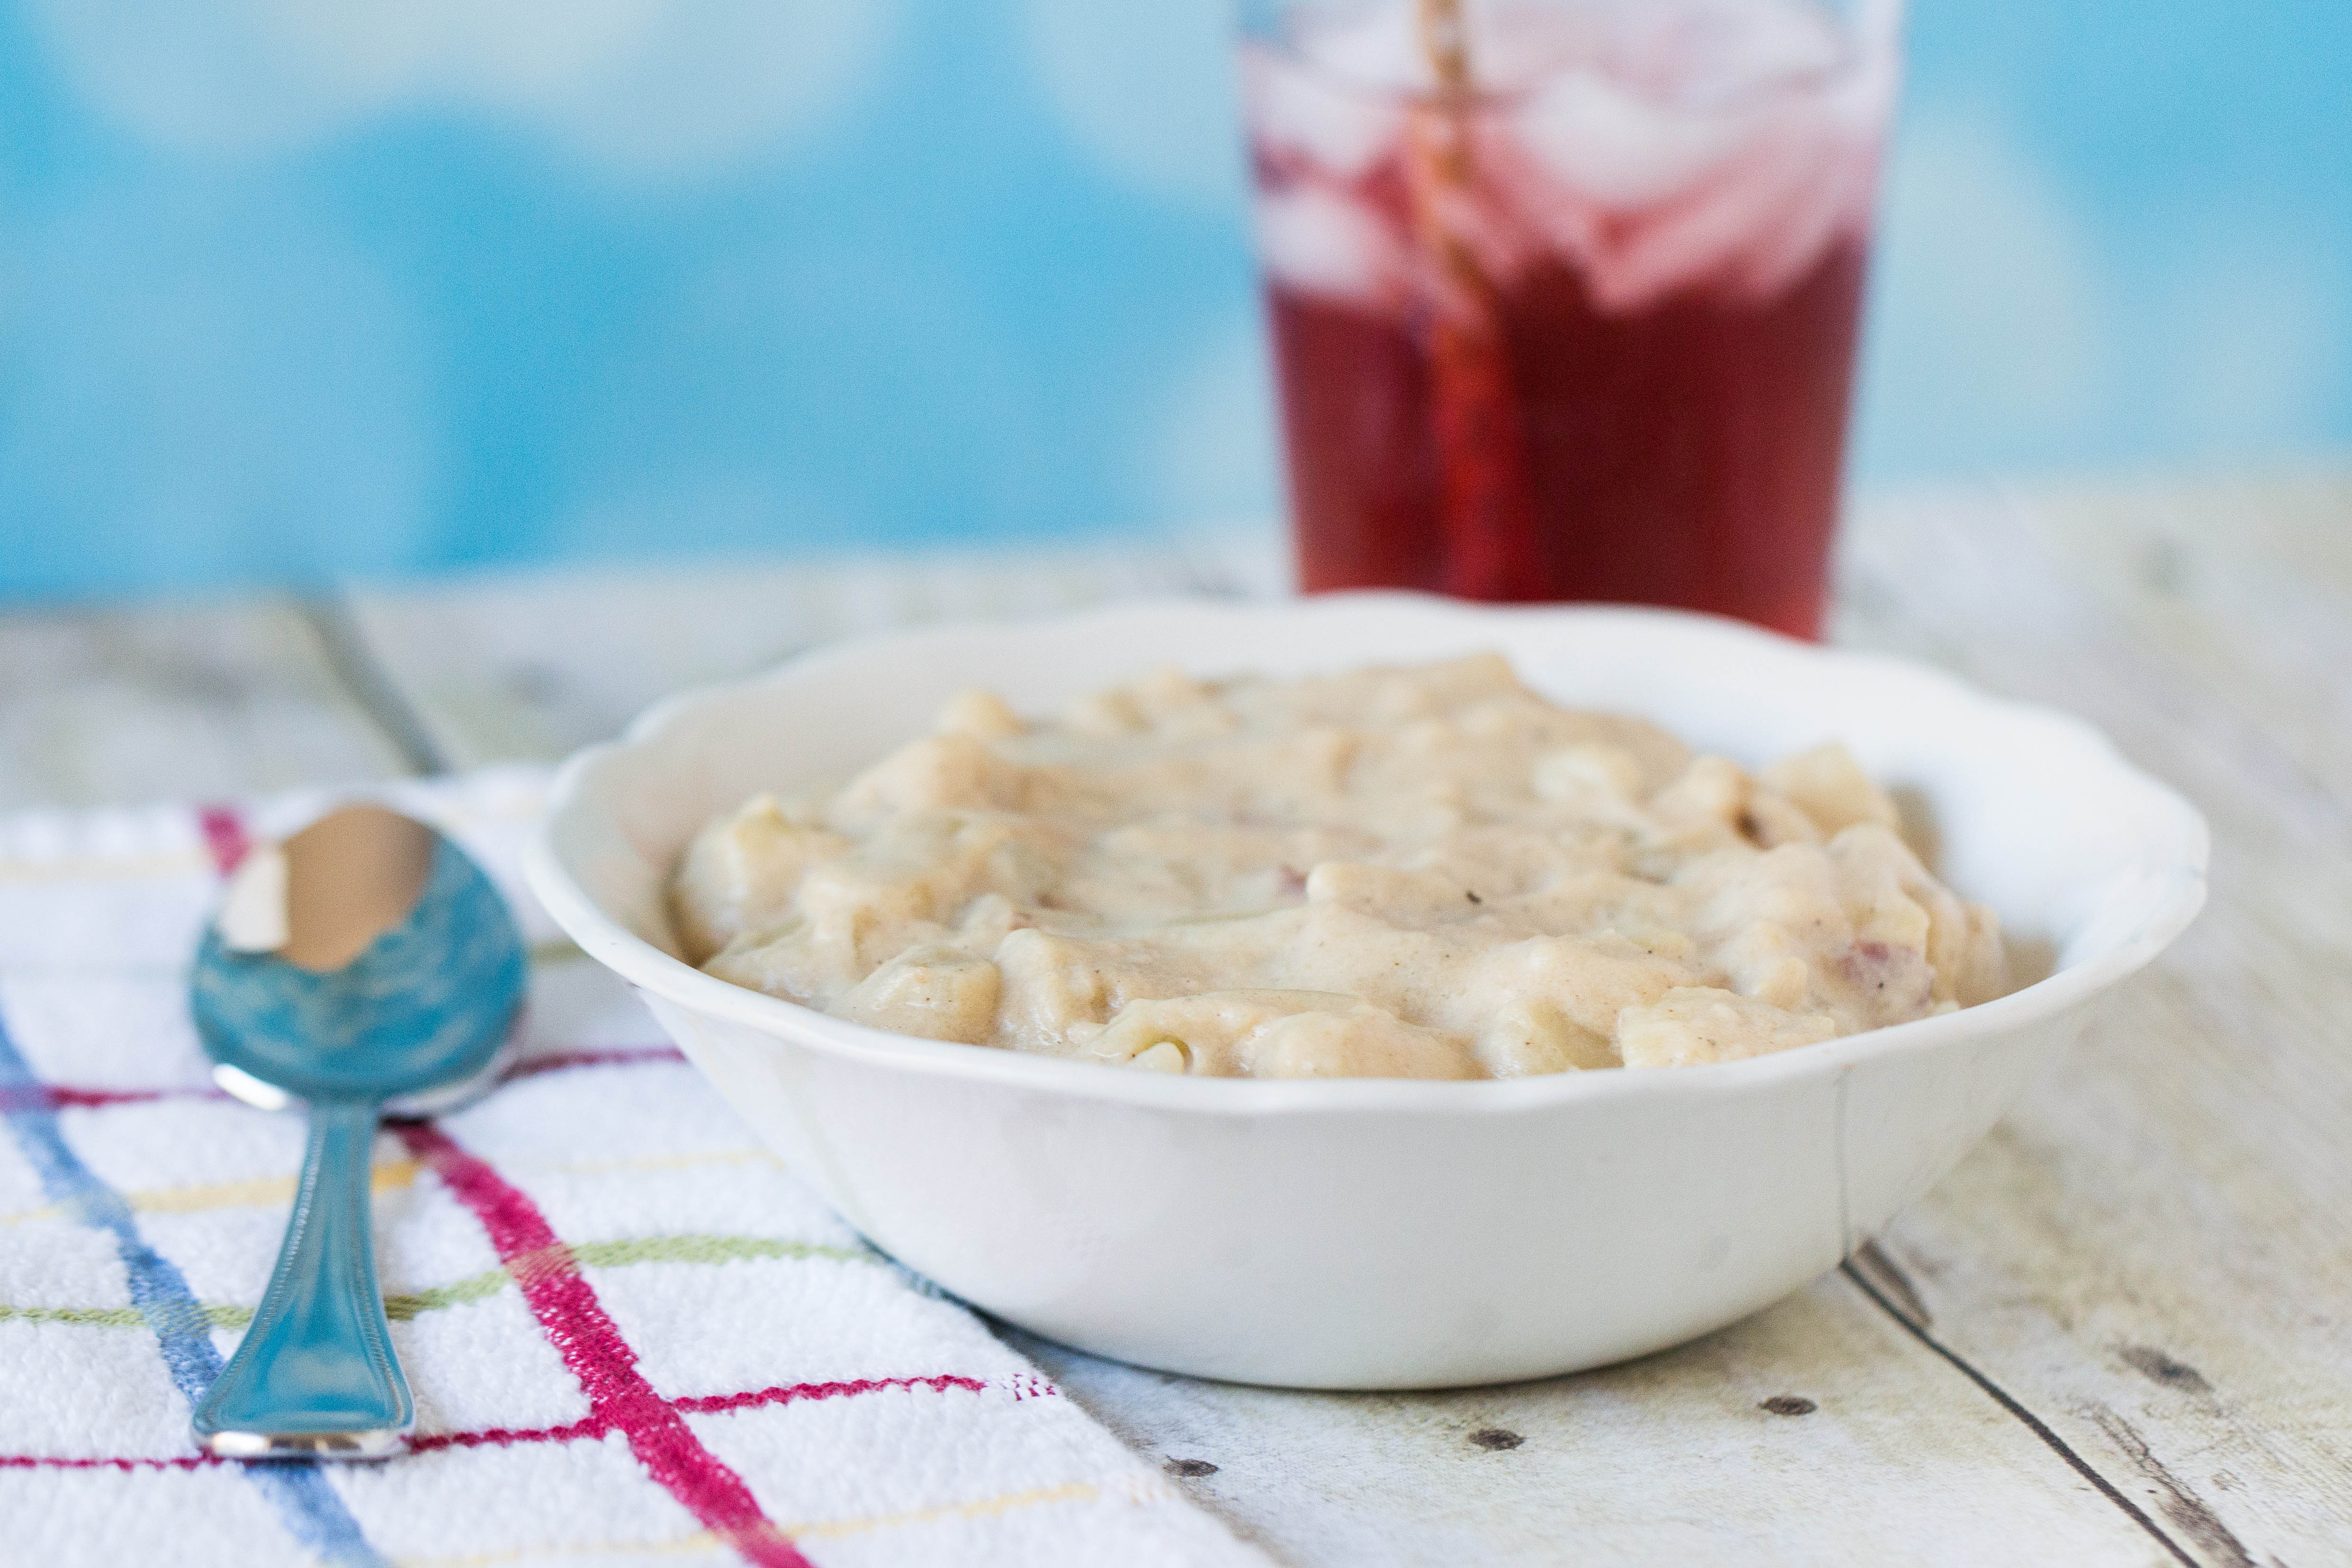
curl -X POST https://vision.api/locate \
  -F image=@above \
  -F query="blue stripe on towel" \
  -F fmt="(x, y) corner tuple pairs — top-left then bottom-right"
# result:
(0, 1011), (386, 1567)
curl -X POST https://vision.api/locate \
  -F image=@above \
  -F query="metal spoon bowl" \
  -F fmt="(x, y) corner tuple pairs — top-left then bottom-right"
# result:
(189, 805), (526, 1459)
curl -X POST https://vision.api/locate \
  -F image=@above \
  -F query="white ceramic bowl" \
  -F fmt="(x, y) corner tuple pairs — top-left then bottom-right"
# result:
(527, 594), (2207, 1389)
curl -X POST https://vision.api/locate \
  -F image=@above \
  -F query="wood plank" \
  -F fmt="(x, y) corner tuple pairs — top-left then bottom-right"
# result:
(1829, 474), (2352, 1567)
(2026, 467), (2352, 817)
(0, 597), (411, 812)
(342, 531), (1288, 770)
(1005, 1273), (2172, 1566)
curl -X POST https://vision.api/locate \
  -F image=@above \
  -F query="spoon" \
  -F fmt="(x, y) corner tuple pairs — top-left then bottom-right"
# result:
(187, 804), (527, 1459)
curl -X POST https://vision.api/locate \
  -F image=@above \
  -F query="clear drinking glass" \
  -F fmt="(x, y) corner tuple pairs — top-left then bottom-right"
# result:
(1239, 0), (1900, 638)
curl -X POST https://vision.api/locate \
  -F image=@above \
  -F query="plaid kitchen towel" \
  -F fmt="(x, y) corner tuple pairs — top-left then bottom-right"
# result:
(0, 768), (1265, 1568)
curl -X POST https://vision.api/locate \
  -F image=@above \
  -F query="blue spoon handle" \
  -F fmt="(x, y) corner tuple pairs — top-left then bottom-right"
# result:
(191, 1099), (413, 1459)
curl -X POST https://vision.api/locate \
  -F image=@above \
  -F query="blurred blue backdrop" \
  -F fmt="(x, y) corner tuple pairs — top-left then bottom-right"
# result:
(1, 0), (2346, 601)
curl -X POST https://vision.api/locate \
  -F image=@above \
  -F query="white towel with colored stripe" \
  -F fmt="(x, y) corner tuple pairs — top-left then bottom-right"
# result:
(0, 770), (1267, 1568)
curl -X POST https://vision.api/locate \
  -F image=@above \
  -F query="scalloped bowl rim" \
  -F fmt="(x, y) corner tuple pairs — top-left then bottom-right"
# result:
(525, 593), (2210, 1116)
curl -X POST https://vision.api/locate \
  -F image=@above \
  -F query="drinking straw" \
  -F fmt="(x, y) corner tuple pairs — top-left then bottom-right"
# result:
(1406, 0), (1544, 599)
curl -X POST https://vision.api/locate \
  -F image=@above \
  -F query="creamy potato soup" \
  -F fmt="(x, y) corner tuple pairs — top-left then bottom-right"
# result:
(673, 655), (2006, 1078)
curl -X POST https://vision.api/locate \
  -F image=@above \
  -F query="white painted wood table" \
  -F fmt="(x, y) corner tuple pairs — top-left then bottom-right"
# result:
(6, 472), (2347, 1566)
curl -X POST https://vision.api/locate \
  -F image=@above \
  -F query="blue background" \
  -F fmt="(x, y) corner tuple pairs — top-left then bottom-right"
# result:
(2, 0), (2346, 602)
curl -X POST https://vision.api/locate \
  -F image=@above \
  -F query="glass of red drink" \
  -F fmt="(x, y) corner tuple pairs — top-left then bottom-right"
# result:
(1240, 0), (1899, 638)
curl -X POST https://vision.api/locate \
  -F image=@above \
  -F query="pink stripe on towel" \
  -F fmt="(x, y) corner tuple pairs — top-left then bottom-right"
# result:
(194, 806), (251, 876)
(397, 1122), (812, 1568)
